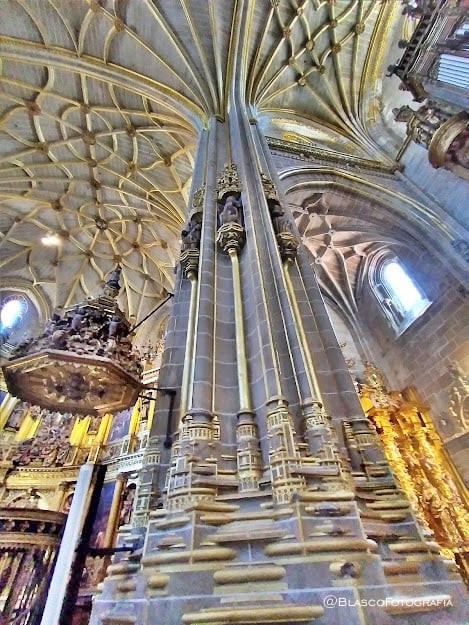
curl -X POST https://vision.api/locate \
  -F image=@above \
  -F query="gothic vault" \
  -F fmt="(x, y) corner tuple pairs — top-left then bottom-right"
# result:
(0, 1), (468, 625)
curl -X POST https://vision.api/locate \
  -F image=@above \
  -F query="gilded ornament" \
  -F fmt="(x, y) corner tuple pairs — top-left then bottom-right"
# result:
(114, 18), (125, 32)
(24, 99), (41, 116)
(358, 364), (469, 571)
(448, 364), (468, 431)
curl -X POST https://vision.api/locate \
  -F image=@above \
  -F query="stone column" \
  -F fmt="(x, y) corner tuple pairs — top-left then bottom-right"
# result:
(89, 5), (469, 620)
(251, 126), (350, 494)
(228, 101), (311, 504)
(165, 120), (221, 510)
(40, 463), (95, 625)
(103, 474), (127, 548)
(216, 198), (262, 492)
(52, 481), (70, 512)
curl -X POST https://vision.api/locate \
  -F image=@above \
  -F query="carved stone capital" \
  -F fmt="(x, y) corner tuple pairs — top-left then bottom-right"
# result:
(216, 222), (246, 253)
(260, 173), (278, 201)
(179, 248), (200, 278)
(303, 401), (328, 430)
(191, 184), (205, 212)
(276, 231), (300, 261)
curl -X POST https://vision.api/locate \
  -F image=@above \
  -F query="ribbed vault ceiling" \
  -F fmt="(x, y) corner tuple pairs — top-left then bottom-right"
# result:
(288, 188), (422, 320)
(0, 0), (402, 335)
(247, 0), (398, 159)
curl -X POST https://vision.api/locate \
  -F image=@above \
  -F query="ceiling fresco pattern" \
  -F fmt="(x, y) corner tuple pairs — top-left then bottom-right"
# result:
(0, 0), (403, 331)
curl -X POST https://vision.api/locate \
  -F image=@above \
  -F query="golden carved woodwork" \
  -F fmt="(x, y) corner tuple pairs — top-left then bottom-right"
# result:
(0, 507), (66, 623)
(0, 379), (154, 617)
(359, 363), (469, 581)
(0, 378), (152, 520)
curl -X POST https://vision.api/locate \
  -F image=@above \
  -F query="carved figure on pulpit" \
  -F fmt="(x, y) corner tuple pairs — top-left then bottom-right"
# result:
(44, 310), (65, 335)
(106, 265), (122, 291)
(4, 402), (26, 431)
(70, 307), (87, 332)
(108, 315), (126, 339)
(50, 329), (69, 349)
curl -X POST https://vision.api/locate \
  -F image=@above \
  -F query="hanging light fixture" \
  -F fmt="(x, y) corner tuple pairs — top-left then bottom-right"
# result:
(2, 267), (143, 415)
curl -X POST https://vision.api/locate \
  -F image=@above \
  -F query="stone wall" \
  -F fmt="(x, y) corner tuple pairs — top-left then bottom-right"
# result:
(352, 249), (468, 484)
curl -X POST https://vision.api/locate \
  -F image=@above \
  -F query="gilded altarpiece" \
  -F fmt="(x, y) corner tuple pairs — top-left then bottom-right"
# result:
(359, 363), (469, 585)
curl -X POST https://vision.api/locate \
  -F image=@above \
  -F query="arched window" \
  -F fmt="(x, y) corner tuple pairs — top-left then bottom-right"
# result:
(372, 257), (430, 335)
(0, 296), (28, 335)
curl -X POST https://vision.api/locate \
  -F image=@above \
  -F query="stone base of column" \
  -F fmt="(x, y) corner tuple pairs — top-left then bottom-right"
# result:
(90, 489), (468, 625)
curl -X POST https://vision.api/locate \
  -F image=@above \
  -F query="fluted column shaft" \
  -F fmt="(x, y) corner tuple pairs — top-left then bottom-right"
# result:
(103, 474), (126, 548)
(228, 248), (251, 413)
(189, 119), (220, 415)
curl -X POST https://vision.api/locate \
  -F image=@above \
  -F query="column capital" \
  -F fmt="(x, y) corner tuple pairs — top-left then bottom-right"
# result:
(276, 231), (301, 261)
(216, 223), (246, 253)
(179, 249), (200, 278)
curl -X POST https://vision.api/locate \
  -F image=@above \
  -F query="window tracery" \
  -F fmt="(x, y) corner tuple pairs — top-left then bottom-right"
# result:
(371, 256), (431, 335)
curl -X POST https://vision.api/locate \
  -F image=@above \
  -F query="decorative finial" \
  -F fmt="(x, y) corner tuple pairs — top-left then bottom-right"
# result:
(104, 265), (122, 297)
(216, 163), (241, 200)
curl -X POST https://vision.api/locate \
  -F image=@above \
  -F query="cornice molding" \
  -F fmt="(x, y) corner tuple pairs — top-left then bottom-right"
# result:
(266, 136), (400, 175)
